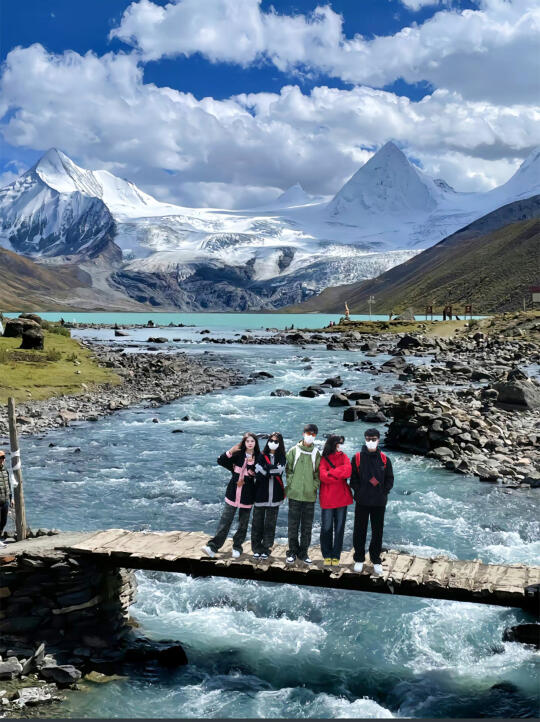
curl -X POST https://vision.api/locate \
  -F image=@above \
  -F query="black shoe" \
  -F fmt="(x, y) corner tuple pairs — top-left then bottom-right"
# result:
(260, 552), (269, 559)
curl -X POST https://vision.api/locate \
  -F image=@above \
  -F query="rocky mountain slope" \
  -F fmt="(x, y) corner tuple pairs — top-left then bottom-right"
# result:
(287, 196), (540, 314)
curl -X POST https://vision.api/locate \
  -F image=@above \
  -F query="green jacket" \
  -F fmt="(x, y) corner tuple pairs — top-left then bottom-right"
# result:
(285, 443), (321, 502)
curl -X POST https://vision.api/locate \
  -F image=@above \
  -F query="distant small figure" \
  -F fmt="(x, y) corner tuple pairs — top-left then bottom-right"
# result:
(344, 302), (350, 320)
(59, 318), (65, 326)
(389, 311), (394, 321)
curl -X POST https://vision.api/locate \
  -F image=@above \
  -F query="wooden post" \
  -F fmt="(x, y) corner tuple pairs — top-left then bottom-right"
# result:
(7, 397), (27, 541)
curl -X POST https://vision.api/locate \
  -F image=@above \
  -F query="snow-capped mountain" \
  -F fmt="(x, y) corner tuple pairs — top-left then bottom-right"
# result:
(328, 141), (443, 219)
(0, 143), (539, 310)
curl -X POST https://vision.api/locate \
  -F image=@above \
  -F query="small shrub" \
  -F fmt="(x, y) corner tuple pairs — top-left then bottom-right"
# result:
(45, 349), (62, 362)
(48, 325), (71, 337)
(66, 352), (79, 362)
(0, 349), (10, 364)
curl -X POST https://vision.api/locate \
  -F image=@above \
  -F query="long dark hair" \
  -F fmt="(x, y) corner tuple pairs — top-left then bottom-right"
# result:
(262, 432), (286, 461)
(322, 434), (344, 459)
(240, 432), (260, 457)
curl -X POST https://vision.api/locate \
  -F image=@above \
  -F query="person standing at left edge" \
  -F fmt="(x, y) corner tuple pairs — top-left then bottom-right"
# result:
(0, 450), (14, 548)
(350, 428), (394, 576)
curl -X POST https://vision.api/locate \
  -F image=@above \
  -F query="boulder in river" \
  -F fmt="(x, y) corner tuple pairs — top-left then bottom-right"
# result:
(329, 393), (350, 407)
(271, 389), (292, 397)
(502, 624), (540, 648)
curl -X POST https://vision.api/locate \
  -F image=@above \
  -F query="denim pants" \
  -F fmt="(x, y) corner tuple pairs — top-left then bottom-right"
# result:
(208, 503), (251, 553)
(320, 506), (348, 560)
(287, 499), (315, 559)
(0, 501), (8, 536)
(353, 504), (386, 564)
(251, 505), (280, 555)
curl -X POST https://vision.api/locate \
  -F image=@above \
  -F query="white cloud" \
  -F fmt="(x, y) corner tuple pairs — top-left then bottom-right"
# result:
(398, 0), (445, 10)
(110, 0), (540, 103)
(0, 43), (538, 206)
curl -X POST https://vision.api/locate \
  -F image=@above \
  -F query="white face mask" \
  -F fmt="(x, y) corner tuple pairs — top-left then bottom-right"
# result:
(268, 441), (279, 451)
(303, 434), (315, 446)
(365, 440), (379, 451)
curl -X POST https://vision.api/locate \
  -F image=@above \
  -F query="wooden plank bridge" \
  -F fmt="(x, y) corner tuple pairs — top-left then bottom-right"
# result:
(59, 529), (540, 614)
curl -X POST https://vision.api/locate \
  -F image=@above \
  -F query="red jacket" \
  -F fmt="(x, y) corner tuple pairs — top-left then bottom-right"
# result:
(318, 452), (353, 509)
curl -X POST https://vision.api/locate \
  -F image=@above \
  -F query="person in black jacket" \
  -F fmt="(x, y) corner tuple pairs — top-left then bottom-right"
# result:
(251, 432), (286, 559)
(349, 428), (394, 576)
(202, 432), (260, 559)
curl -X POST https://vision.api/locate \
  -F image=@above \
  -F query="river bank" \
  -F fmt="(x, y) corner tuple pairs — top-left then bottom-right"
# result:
(0, 343), (245, 441)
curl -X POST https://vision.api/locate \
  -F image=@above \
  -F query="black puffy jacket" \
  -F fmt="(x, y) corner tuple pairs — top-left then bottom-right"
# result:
(350, 446), (394, 507)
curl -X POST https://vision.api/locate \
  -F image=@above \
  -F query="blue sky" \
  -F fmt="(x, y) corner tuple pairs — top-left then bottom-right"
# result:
(0, 0), (538, 207)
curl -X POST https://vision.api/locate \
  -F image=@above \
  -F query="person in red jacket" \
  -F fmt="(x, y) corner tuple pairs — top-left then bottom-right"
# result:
(318, 434), (353, 566)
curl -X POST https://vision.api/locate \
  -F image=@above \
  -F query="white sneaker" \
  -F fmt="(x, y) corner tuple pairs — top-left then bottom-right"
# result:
(286, 555), (296, 564)
(202, 545), (216, 558)
(302, 556), (313, 565)
(354, 562), (364, 573)
(232, 549), (241, 559)
(260, 553), (269, 560)
(0, 541), (6, 549)
(252, 552), (260, 559)
(373, 564), (383, 576)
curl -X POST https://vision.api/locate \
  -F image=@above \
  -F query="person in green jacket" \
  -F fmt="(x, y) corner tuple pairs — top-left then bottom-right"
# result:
(285, 423), (321, 564)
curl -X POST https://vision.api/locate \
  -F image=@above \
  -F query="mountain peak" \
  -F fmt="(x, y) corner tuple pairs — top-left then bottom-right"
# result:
(33, 148), (103, 197)
(328, 142), (439, 219)
(489, 146), (540, 202)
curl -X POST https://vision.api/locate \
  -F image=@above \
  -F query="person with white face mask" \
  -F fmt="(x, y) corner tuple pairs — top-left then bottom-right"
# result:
(350, 428), (394, 576)
(319, 435), (353, 566)
(284, 423), (321, 565)
(202, 432), (260, 560)
(251, 432), (286, 559)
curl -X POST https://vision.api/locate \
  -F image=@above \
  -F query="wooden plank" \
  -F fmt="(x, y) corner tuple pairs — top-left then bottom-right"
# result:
(128, 532), (191, 560)
(104, 532), (172, 557)
(447, 560), (482, 591)
(92, 530), (143, 553)
(492, 565), (529, 600)
(66, 529), (129, 553)
(380, 550), (402, 582)
(423, 557), (452, 590)
(403, 557), (433, 586)
(388, 554), (414, 583)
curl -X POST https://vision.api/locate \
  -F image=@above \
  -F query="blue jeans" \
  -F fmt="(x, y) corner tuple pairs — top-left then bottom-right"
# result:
(320, 506), (348, 560)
